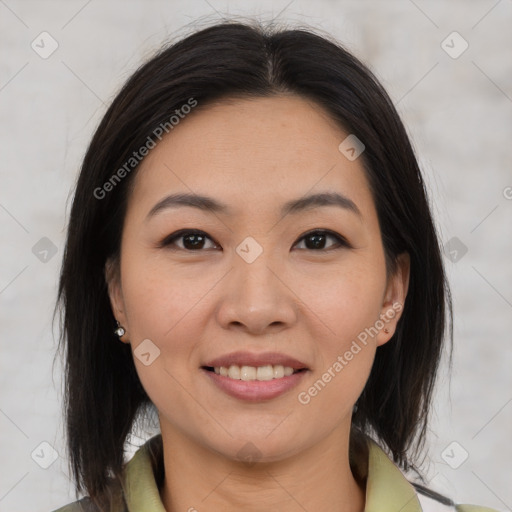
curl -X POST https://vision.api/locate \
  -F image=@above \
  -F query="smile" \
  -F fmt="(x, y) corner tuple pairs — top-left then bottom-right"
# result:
(204, 364), (305, 381)
(201, 366), (309, 402)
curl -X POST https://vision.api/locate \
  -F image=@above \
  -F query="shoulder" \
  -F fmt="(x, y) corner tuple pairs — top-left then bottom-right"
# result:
(417, 491), (500, 512)
(455, 506), (502, 512)
(363, 437), (500, 512)
(52, 494), (128, 512)
(52, 497), (102, 512)
(51, 436), (162, 512)
(413, 478), (500, 512)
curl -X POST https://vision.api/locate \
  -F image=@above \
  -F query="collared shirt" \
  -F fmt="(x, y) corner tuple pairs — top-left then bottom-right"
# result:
(54, 435), (498, 512)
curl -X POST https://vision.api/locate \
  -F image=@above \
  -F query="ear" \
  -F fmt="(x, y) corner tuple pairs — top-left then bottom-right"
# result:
(105, 256), (129, 343)
(376, 252), (410, 347)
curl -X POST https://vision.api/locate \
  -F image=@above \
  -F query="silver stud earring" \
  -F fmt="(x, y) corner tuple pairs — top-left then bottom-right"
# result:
(114, 321), (126, 337)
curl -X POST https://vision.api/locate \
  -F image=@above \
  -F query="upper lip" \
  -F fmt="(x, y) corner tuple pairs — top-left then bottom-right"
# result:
(203, 351), (309, 370)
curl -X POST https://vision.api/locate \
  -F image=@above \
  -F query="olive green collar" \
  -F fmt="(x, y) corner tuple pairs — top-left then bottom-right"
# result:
(123, 434), (422, 512)
(362, 438), (421, 512)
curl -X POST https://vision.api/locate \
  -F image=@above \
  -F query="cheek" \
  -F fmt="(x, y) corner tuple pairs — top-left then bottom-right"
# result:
(119, 250), (223, 397)
(304, 257), (387, 346)
(296, 273), (382, 419)
(120, 249), (219, 342)
(295, 257), (386, 405)
(123, 272), (211, 426)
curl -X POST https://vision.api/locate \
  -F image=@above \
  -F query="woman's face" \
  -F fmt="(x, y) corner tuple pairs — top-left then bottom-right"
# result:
(107, 95), (409, 462)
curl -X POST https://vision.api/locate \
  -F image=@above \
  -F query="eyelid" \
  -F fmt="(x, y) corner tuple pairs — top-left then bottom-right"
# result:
(159, 228), (350, 251)
(292, 229), (350, 250)
(158, 229), (220, 250)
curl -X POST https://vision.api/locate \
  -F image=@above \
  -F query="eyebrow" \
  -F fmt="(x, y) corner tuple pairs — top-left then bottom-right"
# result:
(145, 191), (362, 221)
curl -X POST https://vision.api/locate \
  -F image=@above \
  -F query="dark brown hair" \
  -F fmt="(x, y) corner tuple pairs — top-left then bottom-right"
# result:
(55, 19), (452, 508)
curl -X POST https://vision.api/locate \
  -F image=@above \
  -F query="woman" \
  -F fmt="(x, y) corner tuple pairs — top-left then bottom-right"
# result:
(53, 20), (498, 512)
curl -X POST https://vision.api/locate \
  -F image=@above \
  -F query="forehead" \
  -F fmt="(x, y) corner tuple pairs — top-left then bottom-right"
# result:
(128, 95), (375, 219)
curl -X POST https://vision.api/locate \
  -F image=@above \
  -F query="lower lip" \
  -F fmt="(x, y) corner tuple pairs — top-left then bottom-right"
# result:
(201, 368), (308, 402)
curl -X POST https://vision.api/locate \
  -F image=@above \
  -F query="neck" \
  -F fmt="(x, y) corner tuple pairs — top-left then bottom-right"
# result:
(159, 424), (365, 512)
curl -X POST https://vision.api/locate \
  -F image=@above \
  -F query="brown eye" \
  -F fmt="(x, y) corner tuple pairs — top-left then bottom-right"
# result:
(161, 230), (219, 251)
(294, 230), (348, 251)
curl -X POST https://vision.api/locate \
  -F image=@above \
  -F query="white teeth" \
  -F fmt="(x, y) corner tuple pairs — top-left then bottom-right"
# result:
(256, 365), (274, 381)
(240, 366), (256, 381)
(273, 365), (285, 379)
(212, 364), (300, 381)
(228, 365), (240, 379)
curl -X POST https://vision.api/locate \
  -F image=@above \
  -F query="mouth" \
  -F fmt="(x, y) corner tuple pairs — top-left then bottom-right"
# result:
(200, 365), (310, 403)
(201, 365), (308, 381)
(200, 351), (310, 401)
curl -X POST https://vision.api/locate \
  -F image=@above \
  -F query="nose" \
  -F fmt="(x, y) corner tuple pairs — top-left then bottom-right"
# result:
(215, 251), (298, 335)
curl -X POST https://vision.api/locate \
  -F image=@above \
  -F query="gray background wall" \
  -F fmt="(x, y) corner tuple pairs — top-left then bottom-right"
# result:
(1, 1), (511, 511)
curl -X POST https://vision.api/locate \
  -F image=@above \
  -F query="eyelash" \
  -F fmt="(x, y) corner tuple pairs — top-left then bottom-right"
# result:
(159, 229), (350, 252)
